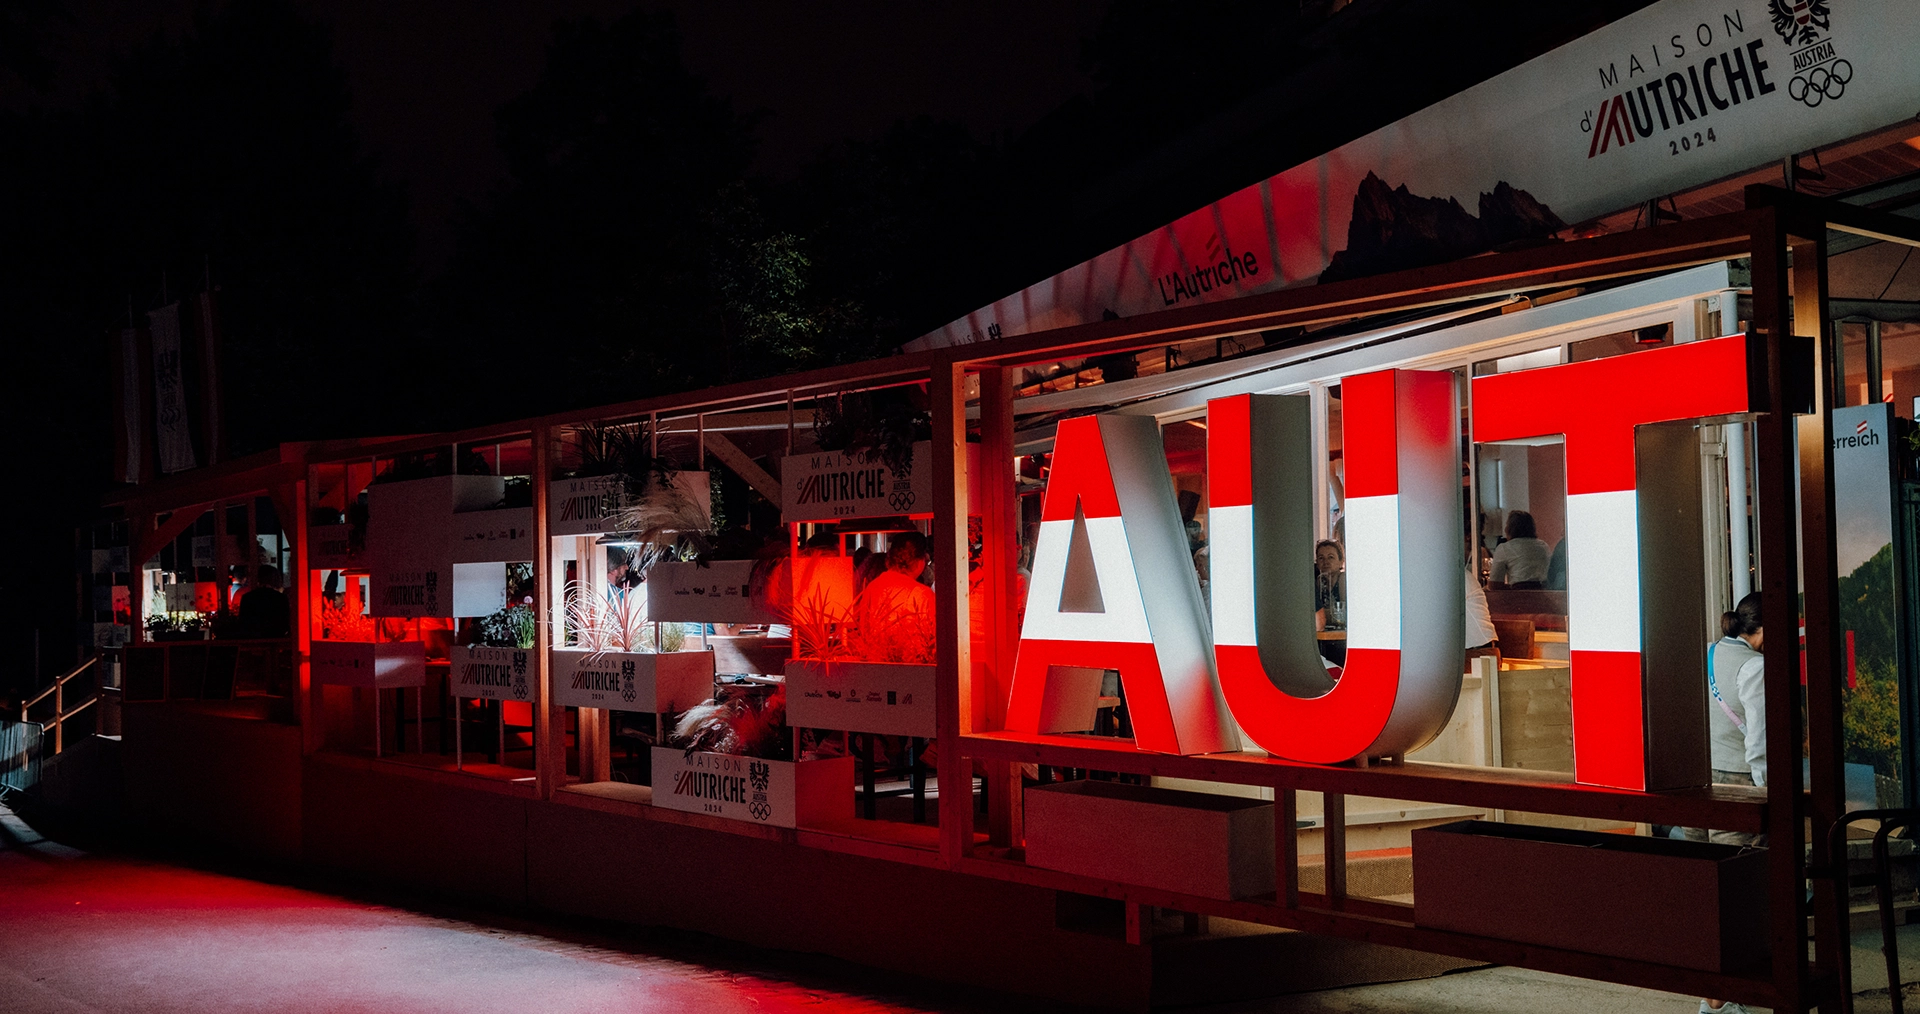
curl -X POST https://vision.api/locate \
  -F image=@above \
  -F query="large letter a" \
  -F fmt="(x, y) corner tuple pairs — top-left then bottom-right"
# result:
(1005, 415), (1238, 755)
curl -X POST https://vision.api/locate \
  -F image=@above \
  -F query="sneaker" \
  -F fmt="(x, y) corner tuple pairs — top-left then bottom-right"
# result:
(1699, 1003), (1756, 1014)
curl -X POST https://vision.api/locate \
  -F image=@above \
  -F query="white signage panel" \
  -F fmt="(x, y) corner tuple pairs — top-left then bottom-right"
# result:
(650, 748), (854, 828)
(448, 507), (534, 564)
(548, 472), (712, 538)
(780, 442), (980, 522)
(310, 640), (426, 688)
(369, 563), (447, 619)
(550, 648), (714, 713)
(448, 644), (532, 703)
(1830, 403), (1894, 576)
(646, 560), (780, 624)
(782, 443), (931, 522)
(785, 660), (936, 737)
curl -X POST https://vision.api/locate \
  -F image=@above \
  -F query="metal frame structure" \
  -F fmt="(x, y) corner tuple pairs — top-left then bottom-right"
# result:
(101, 187), (1920, 1012)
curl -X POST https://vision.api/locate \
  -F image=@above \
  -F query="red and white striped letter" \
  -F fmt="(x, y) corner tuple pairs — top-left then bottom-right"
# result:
(1006, 414), (1238, 755)
(1208, 371), (1464, 763)
(1472, 336), (1760, 790)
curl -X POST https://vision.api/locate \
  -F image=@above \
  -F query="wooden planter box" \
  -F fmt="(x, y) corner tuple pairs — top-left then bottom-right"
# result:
(1412, 820), (1768, 972)
(447, 644), (533, 703)
(551, 648), (714, 713)
(650, 748), (853, 828)
(311, 640), (426, 689)
(548, 472), (711, 538)
(785, 659), (936, 737)
(1025, 780), (1276, 901)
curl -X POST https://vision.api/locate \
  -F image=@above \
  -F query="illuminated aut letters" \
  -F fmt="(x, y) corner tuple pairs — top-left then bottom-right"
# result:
(1006, 338), (1765, 785)
(1006, 414), (1239, 755)
(1208, 371), (1464, 764)
(1472, 335), (1761, 790)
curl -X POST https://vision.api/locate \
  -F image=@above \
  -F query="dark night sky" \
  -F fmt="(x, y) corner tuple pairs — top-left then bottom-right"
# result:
(31, 1), (1107, 270)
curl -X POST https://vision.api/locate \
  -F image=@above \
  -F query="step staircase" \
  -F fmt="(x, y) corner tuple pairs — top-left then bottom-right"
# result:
(3, 654), (113, 795)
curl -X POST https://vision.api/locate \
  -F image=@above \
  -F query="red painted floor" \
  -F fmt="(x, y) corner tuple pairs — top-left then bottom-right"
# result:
(0, 803), (992, 1014)
(2, 799), (1794, 1013)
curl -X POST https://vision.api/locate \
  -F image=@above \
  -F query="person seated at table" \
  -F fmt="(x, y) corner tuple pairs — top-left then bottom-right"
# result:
(1489, 511), (1551, 589)
(1314, 539), (1346, 631)
(852, 532), (935, 662)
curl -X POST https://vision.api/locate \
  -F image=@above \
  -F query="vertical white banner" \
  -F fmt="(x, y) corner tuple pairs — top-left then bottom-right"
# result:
(148, 303), (197, 474)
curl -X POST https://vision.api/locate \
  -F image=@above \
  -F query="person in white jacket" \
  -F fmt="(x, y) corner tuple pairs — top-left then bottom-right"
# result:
(1707, 591), (1768, 797)
(1699, 591), (1767, 1014)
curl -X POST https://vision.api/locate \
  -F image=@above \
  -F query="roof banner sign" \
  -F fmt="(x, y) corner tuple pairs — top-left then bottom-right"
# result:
(907, 0), (1920, 351)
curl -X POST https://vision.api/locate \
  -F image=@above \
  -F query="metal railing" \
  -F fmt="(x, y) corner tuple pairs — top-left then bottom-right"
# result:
(1827, 808), (1918, 1013)
(0, 718), (41, 792)
(19, 655), (102, 757)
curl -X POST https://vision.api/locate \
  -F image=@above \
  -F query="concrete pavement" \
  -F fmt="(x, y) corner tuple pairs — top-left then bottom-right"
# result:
(19, 797), (1914, 1013)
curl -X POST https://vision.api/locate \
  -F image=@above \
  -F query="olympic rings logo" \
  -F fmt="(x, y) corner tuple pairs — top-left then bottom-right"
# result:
(887, 490), (917, 511)
(1789, 60), (1852, 107)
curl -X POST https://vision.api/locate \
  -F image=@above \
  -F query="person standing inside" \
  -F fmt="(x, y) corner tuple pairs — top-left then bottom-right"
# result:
(238, 566), (291, 638)
(852, 532), (935, 662)
(1313, 540), (1346, 629)
(1697, 591), (1767, 1014)
(1707, 591), (1768, 802)
(1488, 510), (1551, 588)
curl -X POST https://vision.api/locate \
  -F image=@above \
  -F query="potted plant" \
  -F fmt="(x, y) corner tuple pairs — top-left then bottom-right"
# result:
(551, 422), (711, 542)
(653, 682), (854, 828)
(783, 387), (979, 523)
(782, 562), (938, 738)
(145, 613), (207, 643)
(550, 582), (713, 714)
(448, 599), (537, 703)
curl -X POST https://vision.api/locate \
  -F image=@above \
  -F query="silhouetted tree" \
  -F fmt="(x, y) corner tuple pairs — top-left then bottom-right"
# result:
(437, 11), (760, 415)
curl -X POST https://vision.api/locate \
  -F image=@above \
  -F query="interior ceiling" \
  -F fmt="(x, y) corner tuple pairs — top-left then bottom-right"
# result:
(1830, 241), (1920, 303)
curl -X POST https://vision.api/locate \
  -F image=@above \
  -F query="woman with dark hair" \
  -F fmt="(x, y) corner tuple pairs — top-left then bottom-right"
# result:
(1709, 592), (1768, 790)
(1488, 510), (1551, 588)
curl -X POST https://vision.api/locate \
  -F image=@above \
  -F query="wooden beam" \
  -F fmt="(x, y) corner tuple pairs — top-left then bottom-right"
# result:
(1792, 224), (1850, 1013)
(655, 411), (815, 433)
(1750, 207), (1815, 1014)
(959, 730), (1768, 833)
(977, 366), (1022, 849)
(702, 432), (781, 503)
(532, 423), (564, 799)
(931, 360), (974, 866)
(134, 506), (210, 571)
(1746, 183), (1920, 247)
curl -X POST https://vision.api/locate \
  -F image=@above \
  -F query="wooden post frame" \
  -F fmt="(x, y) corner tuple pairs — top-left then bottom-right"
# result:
(1751, 206), (1815, 1013)
(932, 361), (974, 865)
(532, 422), (563, 797)
(976, 365), (1022, 847)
